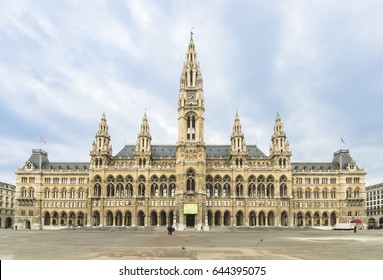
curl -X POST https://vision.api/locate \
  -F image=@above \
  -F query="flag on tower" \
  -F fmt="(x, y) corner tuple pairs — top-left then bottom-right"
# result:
(341, 137), (346, 145)
(40, 135), (46, 144)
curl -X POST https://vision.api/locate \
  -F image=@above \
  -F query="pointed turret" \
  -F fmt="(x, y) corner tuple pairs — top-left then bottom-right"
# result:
(230, 112), (247, 168)
(90, 113), (112, 168)
(269, 113), (291, 168)
(230, 112), (247, 155)
(135, 112), (152, 168)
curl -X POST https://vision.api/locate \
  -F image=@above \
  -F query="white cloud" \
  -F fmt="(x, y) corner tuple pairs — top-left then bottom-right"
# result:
(0, 0), (382, 186)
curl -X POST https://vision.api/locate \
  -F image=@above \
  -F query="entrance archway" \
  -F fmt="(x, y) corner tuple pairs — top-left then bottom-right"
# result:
(5, 217), (12, 228)
(138, 211), (145, 226)
(125, 211), (132, 226)
(268, 211), (275, 226)
(249, 211), (256, 226)
(186, 215), (195, 227)
(44, 212), (51, 226)
(281, 211), (288, 226)
(236, 211), (243, 226)
(93, 211), (100, 226)
(224, 211), (231, 226)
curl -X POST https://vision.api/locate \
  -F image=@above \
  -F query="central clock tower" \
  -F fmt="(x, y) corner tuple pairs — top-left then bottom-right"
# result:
(176, 32), (208, 230)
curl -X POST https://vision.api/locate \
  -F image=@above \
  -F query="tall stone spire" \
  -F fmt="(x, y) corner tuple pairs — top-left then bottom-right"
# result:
(180, 32), (203, 90)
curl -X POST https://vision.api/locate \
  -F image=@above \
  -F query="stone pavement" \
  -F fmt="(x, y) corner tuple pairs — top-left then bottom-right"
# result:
(0, 227), (382, 260)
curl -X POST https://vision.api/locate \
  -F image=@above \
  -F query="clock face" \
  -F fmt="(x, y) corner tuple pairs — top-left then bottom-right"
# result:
(188, 93), (195, 100)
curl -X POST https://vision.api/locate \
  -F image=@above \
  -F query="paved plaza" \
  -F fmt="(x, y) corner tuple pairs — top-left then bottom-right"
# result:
(0, 227), (382, 260)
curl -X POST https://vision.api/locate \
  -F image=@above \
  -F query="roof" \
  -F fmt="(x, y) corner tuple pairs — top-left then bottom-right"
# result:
(115, 144), (266, 158)
(22, 149), (89, 171)
(205, 145), (266, 158)
(292, 150), (360, 171)
(0, 182), (16, 190)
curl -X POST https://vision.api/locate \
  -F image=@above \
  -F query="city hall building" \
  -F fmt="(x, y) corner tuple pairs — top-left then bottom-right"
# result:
(14, 35), (366, 230)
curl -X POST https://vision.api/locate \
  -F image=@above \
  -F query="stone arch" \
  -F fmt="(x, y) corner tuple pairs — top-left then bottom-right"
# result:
(214, 211), (222, 226)
(106, 211), (113, 226)
(267, 211), (275, 226)
(322, 212), (329, 226)
(236, 210), (244, 226)
(330, 211), (337, 226)
(160, 210), (167, 226)
(44, 211), (51, 226)
(249, 211), (257, 226)
(305, 212), (312, 226)
(280, 211), (288, 226)
(258, 211), (266, 226)
(93, 211), (100, 226)
(115, 211), (123, 226)
(125, 211), (132, 226)
(207, 210), (213, 226)
(297, 212), (304, 226)
(137, 211), (145, 226)
(224, 211), (231, 226)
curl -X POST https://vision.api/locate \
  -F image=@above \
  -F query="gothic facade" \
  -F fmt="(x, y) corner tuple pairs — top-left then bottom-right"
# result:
(14, 35), (366, 230)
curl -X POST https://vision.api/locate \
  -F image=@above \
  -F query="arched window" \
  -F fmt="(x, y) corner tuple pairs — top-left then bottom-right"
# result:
(266, 176), (274, 198)
(214, 175), (222, 198)
(186, 114), (196, 140)
(160, 175), (167, 197)
(322, 189), (328, 199)
(186, 169), (195, 192)
(223, 175), (231, 198)
(126, 175), (133, 197)
(28, 187), (35, 198)
(206, 175), (213, 198)
(44, 188), (50, 199)
(257, 176), (265, 198)
(169, 175), (176, 197)
(236, 175), (243, 196)
(248, 175), (256, 198)
(279, 176), (287, 197)
(151, 175), (159, 197)
(305, 188), (311, 199)
(138, 175), (146, 196)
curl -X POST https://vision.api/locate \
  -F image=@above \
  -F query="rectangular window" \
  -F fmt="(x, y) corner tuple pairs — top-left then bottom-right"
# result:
(305, 178), (311, 184)
(70, 178), (76, 184)
(22, 177), (27, 183)
(353, 177), (360, 184)
(29, 177), (35, 183)
(322, 178), (328, 184)
(346, 177), (352, 184)
(53, 177), (59, 184)
(330, 178), (336, 184)
(45, 178), (51, 184)
(313, 178), (319, 184)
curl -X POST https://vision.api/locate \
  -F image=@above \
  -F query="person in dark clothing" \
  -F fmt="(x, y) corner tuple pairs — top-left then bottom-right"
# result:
(354, 226), (357, 233)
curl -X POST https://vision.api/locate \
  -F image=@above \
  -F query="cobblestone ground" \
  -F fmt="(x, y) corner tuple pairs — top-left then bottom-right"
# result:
(1, 227), (382, 260)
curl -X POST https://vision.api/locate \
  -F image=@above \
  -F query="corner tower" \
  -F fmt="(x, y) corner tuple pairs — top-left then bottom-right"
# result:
(269, 113), (291, 168)
(90, 113), (112, 169)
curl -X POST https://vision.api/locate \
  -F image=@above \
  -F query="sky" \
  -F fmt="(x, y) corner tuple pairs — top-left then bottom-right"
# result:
(0, 0), (382, 186)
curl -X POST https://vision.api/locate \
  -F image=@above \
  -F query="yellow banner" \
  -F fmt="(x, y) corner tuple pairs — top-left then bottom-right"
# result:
(183, 204), (198, 214)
